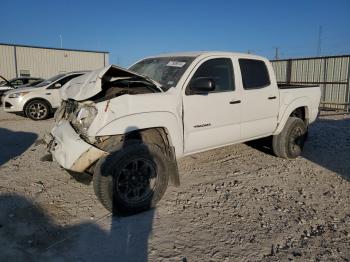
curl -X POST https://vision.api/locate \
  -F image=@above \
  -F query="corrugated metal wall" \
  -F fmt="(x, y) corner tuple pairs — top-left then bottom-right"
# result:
(0, 44), (109, 80)
(272, 55), (350, 111)
(0, 45), (16, 78)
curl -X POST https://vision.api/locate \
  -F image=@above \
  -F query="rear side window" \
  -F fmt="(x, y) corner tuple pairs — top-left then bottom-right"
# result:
(239, 59), (270, 89)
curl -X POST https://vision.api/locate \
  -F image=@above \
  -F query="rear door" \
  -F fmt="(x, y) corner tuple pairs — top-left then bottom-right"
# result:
(239, 59), (279, 140)
(183, 57), (242, 154)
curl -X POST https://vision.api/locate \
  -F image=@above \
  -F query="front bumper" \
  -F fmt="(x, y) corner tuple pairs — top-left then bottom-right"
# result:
(2, 96), (26, 112)
(48, 120), (108, 172)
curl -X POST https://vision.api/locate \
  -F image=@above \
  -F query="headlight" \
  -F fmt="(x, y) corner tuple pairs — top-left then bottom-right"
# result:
(72, 105), (97, 132)
(8, 92), (29, 98)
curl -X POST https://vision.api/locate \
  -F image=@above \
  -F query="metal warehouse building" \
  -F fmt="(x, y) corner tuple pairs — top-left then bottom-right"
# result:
(0, 43), (109, 80)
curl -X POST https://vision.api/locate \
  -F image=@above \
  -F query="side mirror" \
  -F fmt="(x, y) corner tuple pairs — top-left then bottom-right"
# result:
(54, 83), (62, 88)
(190, 77), (215, 93)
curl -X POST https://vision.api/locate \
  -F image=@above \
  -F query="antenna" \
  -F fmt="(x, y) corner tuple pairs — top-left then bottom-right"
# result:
(59, 34), (63, 48)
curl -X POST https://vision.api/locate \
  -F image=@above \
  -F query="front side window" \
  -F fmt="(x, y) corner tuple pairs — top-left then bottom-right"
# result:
(10, 79), (25, 86)
(239, 59), (270, 89)
(188, 58), (234, 94)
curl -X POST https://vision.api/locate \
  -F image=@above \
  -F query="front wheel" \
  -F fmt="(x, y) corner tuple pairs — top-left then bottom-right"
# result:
(272, 117), (307, 159)
(93, 143), (169, 216)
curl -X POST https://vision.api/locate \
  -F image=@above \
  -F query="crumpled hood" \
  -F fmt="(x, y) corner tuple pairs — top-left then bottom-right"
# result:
(60, 65), (161, 101)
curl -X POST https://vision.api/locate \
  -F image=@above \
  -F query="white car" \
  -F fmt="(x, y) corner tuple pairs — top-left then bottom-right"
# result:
(47, 51), (321, 215)
(2, 72), (86, 120)
(0, 76), (44, 102)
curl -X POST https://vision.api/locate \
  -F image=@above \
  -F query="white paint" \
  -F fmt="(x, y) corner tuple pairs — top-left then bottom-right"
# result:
(49, 51), (321, 172)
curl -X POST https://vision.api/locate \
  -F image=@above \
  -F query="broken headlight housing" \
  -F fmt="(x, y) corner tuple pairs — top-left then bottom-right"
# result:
(71, 104), (98, 133)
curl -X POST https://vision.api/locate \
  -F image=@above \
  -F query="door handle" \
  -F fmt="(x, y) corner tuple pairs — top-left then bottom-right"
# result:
(229, 100), (241, 104)
(268, 96), (276, 100)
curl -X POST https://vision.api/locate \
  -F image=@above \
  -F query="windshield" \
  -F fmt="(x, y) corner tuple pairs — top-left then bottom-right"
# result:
(129, 56), (195, 91)
(34, 74), (65, 87)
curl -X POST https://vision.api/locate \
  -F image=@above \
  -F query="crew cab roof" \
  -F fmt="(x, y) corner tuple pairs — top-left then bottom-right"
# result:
(150, 51), (267, 61)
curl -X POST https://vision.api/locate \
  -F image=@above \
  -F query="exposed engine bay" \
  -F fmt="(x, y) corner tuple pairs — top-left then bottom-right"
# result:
(55, 67), (161, 145)
(93, 76), (160, 102)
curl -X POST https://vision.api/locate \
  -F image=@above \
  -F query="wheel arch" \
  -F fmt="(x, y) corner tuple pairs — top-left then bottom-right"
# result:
(23, 97), (53, 116)
(94, 111), (183, 158)
(290, 106), (308, 124)
(94, 126), (181, 187)
(274, 97), (310, 135)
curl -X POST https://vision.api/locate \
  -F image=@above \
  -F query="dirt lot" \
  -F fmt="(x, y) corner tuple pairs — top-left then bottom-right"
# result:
(0, 109), (349, 262)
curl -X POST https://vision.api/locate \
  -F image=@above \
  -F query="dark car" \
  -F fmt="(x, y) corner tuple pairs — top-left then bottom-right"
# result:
(0, 76), (44, 88)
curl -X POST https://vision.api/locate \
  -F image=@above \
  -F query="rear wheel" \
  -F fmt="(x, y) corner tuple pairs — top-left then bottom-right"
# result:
(93, 143), (169, 216)
(272, 117), (307, 159)
(25, 100), (50, 120)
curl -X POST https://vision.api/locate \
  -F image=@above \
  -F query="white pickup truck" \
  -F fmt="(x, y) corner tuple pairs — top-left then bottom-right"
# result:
(47, 51), (321, 215)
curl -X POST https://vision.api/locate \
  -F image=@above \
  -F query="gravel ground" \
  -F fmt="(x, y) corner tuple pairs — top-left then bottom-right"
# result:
(0, 110), (349, 262)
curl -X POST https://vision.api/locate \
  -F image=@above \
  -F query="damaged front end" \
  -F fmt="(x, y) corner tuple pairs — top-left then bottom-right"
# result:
(47, 119), (108, 173)
(47, 65), (161, 173)
(54, 99), (99, 144)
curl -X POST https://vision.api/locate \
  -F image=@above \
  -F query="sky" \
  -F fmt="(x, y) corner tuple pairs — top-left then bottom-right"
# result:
(1, 0), (349, 67)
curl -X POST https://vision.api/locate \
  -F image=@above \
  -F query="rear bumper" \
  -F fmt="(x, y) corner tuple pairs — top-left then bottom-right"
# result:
(48, 120), (108, 172)
(310, 108), (319, 123)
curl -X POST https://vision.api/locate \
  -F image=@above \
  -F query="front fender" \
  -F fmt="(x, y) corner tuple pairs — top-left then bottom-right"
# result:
(96, 111), (184, 158)
(273, 96), (310, 135)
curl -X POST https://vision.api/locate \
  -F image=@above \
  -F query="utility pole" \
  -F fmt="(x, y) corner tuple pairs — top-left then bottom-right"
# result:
(317, 26), (322, 56)
(247, 50), (251, 54)
(59, 34), (62, 48)
(274, 47), (279, 60)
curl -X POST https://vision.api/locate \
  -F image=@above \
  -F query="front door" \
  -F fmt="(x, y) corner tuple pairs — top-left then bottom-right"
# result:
(183, 57), (241, 154)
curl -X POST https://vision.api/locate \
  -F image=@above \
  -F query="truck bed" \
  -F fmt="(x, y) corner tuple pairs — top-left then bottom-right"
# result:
(277, 84), (321, 128)
(278, 83), (319, 89)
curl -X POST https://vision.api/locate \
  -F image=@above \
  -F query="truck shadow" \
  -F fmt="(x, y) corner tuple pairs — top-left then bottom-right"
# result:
(0, 193), (154, 262)
(245, 137), (274, 156)
(302, 117), (350, 181)
(247, 117), (350, 181)
(17, 127), (154, 262)
(0, 127), (37, 166)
